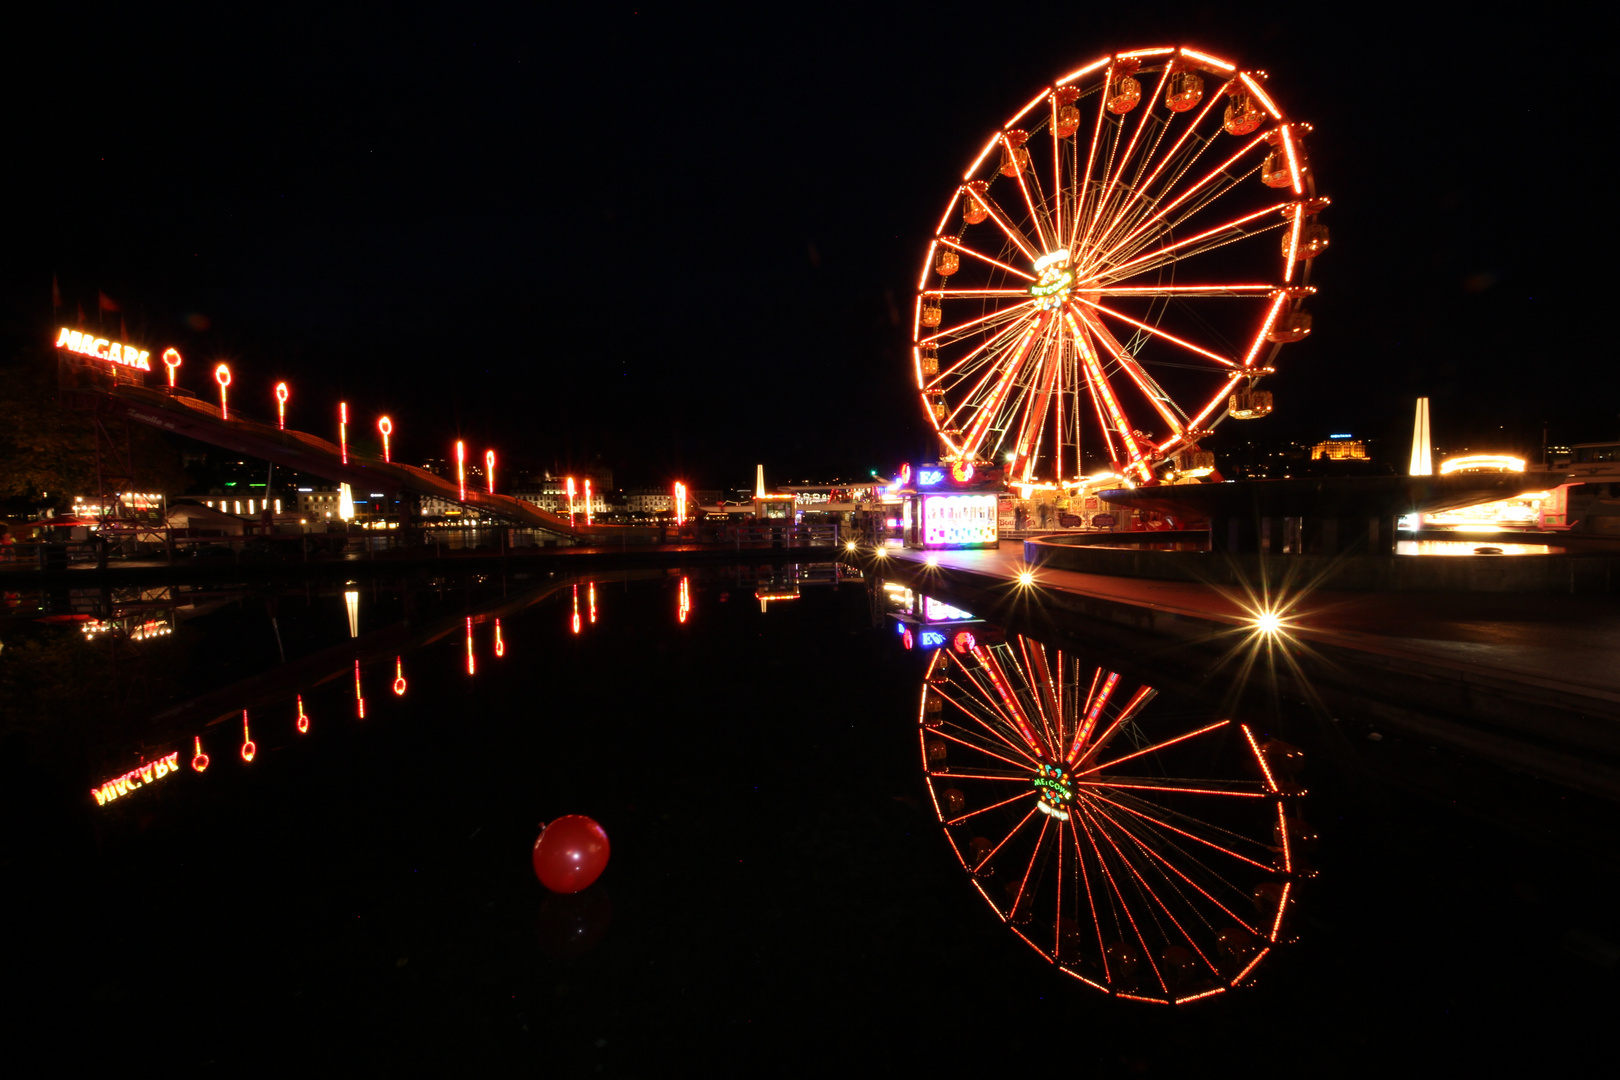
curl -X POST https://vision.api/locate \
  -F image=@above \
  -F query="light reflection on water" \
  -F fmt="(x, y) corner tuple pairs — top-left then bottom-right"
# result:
(1395, 540), (1564, 556)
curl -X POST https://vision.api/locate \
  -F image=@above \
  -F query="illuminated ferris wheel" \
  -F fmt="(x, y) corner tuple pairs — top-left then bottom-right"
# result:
(919, 634), (1307, 1002)
(914, 46), (1327, 486)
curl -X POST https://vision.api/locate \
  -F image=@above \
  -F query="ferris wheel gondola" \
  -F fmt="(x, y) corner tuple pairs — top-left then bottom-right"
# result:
(915, 46), (1328, 486)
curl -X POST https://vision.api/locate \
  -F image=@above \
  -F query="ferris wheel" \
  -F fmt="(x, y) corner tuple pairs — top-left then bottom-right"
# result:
(918, 634), (1308, 1002)
(914, 46), (1327, 486)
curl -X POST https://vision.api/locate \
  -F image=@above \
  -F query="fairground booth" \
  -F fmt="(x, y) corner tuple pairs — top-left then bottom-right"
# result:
(897, 461), (1003, 551)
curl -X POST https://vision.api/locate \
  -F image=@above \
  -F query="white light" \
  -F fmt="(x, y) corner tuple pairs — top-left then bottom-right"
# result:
(1255, 611), (1281, 635)
(1032, 249), (1071, 272)
(1018, 571), (1035, 586)
(925, 555), (939, 567)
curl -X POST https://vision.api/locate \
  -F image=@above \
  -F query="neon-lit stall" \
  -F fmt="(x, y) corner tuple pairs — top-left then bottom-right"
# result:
(898, 462), (1003, 551)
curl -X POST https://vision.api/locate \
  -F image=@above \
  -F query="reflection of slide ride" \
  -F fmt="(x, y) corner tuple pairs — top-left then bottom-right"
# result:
(919, 635), (1308, 1003)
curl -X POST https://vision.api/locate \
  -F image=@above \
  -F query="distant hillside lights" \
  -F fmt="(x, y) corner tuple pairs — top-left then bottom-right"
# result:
(55, 327), (151, 371)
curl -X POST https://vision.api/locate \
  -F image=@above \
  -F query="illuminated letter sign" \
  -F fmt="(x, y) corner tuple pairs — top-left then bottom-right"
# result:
(919, 630), (947, 650)
(91, 752), (181, 806)
(918, 469), (945, 487)
(55, 327), (152, 372)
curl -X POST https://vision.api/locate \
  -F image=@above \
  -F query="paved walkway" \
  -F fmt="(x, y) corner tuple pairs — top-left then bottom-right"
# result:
(885, 544), (1620, 708)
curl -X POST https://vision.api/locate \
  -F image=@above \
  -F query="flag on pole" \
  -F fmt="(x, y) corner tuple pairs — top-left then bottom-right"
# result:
(98, 290), (119, 312)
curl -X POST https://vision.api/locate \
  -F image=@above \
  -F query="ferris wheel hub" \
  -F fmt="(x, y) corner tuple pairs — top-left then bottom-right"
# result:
(1029, 250), (1075, 311)
(1033, 762), (1075, 820)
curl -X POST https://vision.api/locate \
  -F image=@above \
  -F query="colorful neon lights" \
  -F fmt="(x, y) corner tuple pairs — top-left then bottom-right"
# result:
(296, 695), (310, 733)
(192, 736), (209, 772)
(92, 752), (182, 806)
(55, 327), (151, 371)
(241, 710), (256, 762)
(921, 494), (998, 548)
(215, 364), (231, 419)
(393, 656), (407, 696)
(378, 415), (392, 462)
(162, 348), (182, 387)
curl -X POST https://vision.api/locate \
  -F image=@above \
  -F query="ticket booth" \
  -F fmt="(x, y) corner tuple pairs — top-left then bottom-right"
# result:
(898, 462), (1003, 551)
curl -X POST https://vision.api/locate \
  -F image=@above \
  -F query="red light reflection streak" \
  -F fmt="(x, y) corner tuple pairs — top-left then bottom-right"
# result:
(1084, 788), (1277, 872)
(1018, 638), (1060, 751)
(584, 480), (593, 526)
(1077, 719), (1230, 777)
(465, 617), (476, 674)
(1053, 811), (1064, 960)
(192, 735), (209, 772)
(296, 694), (310, 733)
(1095, 283), (1275, 296)
(1269, 882), (1291, 941)
(1082, 781), (1265, 799)
(494, 619), (505, 658)
(935, 667), (1047, 767)
(588, 581), (597, 624)
(1070, 682), (1156, 768)
(1068, 817), (1109, 977)
(163, 348), (182, 388)
(354, 659), (365, 717)
(214, 364), (231, 420)
(944, 788), (1038, 827)
(1006, 816), (1051, 925)
(1242, 724), (1280, 792)
(927, 770), (1033, 782)
(240, 710), (255, 762)
(935, 237), (1036, 282)
(970, 804), (1041, 873)
(1084, 802), (1229, 977)
(1066, 670), (1119, 763)
(571, 585), (581, 635)
(1276, 801), (1292, 874)
(959, 648), (1046, 759)
(393, 656), (407, 696)
(1073, 804), (1165, 994)
(455, 441), (466, 502)
(678, 577), (690, 623)
(930, 726), (1043, 773)
(339, 402), (348, 464)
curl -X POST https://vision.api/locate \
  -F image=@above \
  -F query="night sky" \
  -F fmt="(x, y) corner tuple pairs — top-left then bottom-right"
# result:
(7, 6), (1614, 487)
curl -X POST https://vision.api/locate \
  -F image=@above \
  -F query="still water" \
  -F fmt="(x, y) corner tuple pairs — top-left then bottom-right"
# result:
(3, 563), (1612, 1070)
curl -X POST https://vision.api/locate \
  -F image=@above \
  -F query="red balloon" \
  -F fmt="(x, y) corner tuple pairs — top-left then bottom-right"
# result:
(532, 815), (610, 894)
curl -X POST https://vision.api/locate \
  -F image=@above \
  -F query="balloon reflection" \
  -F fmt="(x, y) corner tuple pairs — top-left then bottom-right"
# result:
(296, 695), (310, 733)
(393, 656), (407, 696)
(192, 735), (209, 772)
(240, 710), (256, 762)
(494, 619), (505, 658)
(915, 621), (1303, 1003)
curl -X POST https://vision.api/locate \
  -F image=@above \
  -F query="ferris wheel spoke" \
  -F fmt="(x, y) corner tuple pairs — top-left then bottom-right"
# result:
(1094, 85), (1230, 256)
(1072, 309), (1189, 444)
(944, 788), (1040, 827)
(1064, 311), (1151, 477)
(1008, 327), (1065, 482)
(1073, 296), (1236, 369)
(1081, 779), (1269, 799)
(937, 236), (1037, 282)
(1004, 815), (1053, 923)
(1101, 202), (1290, 283)
(1093, 284), (1276, 297)
(1092, 132), (1271, 268)
(945, 648), (1051, 759)
(1077, 718), (1231, 776)
(972, 804), (1042, 874)
(1066, 817), (1111, 975)
(973, 644), (1055, 758)
(922, 299), (1040, 348)
(930, 769), (1034, 782)
(1082, 66), (1172, 260)
(957, 313), (1048, 463)
(1018, 638), (1063, 751)
(924, 288), (1035, 299)
(971, 194), (1042, 264)
(1239, 292), (1292, 370)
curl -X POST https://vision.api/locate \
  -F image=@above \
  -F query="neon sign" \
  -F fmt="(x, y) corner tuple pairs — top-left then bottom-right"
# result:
(485, 450), (496, 494)
(55, 327), (151, 371)
(494, 619), (505, 658)
(918, 469), (945, 486)
(92, 751), (182, 806)
(275, 382), (289, 428)
(296, 694), (310, 733)
(215, 364), (231, 420)
(241, 710), (256, 762)
(393, 656), (407, 696)
(192, 736), (209, 772)
(379, 416), (392, 462)
(163, 348), (182, 387)
(920, 630), (947, 649)
(921, 493), (998, 548)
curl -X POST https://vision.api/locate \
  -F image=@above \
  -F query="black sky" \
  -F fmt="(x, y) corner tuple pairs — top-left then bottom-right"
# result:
(5, 5), (1614, 486)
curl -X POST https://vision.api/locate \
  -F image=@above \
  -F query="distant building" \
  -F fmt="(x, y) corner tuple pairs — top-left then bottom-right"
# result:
(1310, 436), (1368, 461)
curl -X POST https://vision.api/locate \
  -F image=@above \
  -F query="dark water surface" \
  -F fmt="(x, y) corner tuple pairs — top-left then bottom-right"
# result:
(3, 565), (1612, 1071)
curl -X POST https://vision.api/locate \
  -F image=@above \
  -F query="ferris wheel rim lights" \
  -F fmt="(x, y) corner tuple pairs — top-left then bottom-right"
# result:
(916, 44), (1326, 486)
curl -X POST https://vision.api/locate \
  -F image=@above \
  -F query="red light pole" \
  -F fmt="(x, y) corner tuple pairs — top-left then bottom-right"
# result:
(275, 382), (289, 429)
(485, 450), (496, 494)
(163, 348), (182, 389)
(214, 364), (231, 419)
(456, 441), (467, 502)
(379, 416), (393, 463)
(339, 402), (349, 464)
